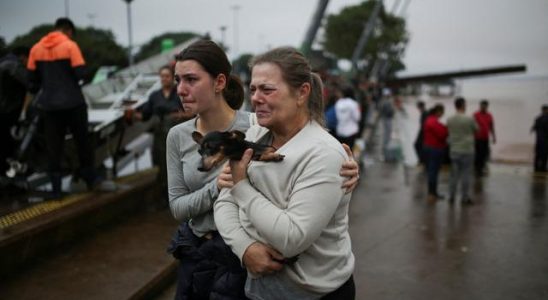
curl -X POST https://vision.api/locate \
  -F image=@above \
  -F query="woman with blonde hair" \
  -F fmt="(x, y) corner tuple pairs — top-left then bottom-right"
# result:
(215, 47), (355, 299)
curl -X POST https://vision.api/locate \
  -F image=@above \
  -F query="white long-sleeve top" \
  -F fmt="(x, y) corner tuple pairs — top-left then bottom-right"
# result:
(214, 121), (355, 296)
(335, 97), (361, 137)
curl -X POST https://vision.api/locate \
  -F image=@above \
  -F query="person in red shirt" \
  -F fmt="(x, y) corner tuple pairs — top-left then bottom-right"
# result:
(473, 100), (496, 176)
(423, 104), (448, 203)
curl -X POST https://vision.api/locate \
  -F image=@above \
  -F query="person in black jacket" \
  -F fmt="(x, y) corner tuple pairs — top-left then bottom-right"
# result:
(531, 105), (548, 172)
(131, 65), (194, 197)
(27, 17), (99, 198)
(0, 46), (29, 178)
(414, 100), (428, 166)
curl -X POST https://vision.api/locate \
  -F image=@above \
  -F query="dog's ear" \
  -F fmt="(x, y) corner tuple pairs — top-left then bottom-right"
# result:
(230, 130), (246, 141)
(192, 131), (204, 144)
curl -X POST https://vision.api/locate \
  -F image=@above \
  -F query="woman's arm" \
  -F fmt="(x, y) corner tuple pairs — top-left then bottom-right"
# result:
(166, 128), (219, 222)
(229, 147), (347, 258)
(213, 188), (256, 260)
(214, 188), (284, 275)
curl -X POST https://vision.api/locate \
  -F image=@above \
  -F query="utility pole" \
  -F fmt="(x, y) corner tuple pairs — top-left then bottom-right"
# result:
(230, 5), (241, 61)
(219, 25), (227, 50)
(65, 0), (70, 17)
(123, 0), (135, 66)
(87, 13), (97, 27)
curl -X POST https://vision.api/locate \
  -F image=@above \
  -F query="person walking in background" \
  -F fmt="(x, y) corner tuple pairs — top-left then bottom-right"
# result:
(130, 65), (194, 197)
(324, 85), (338, 137)
(423, 104), (448, 203)
(447, 97), (477, 205)
(379, 88), (395, 157)
(473, 99), (496, 176)
(27, 17), (101, 198)
(335, 85), (361, 150)
(531, 104), (548, 173)
(414, 100), (428, 166)
(0, 46), (29, 182)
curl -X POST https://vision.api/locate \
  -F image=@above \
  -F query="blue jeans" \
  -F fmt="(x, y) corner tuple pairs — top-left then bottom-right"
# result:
(449, 152), (473, 199)
(424, 146), (444, 195)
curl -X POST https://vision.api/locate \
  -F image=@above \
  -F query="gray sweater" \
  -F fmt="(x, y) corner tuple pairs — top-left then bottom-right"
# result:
(214, 121), (355, 297)
(166, 110), (252, 237)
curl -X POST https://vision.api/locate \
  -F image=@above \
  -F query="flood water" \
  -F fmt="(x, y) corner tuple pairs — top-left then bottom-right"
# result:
(399, 74), (548, 164)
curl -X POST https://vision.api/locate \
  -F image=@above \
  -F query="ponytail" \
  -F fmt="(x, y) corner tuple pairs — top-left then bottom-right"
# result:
(309, 72), (325, 125)
(223, 74), (244, 109)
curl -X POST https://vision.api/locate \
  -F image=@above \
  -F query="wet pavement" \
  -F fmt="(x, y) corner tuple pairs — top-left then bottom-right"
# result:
(1, 101), (547, 299)
(0, 209), (178, 300)
(348, 161), (548, 299)
(348, 104), (548, 299)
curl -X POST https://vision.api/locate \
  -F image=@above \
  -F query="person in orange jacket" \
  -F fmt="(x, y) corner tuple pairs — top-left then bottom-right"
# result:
(27, 17), (99, 198)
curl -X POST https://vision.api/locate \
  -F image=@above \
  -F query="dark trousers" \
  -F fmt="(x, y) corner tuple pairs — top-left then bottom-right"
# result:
(534, 140), (548, 172)
(337, 134), (358, 150)
(0, 112), (19, 174)
(424, 146), (444, 196)
(474, 139), (489, 174)
(321, 275), (355, 300)
(42, 105), (95, 193)
(169, 223), (248, 300)
(414, 133), (425, 165)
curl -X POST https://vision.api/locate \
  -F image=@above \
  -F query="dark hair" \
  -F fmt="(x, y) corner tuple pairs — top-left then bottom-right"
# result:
(455, 97), (466, 109)
(480, 99), (489, 106)
(342, 86), (355, 99)
(417, 100), (425, 109)
(250, 47), (324, 125)
(429, 103), (444, 115)
(55, 17), (76, 33)
(158, 64), (173, 74)
(175, 40), (243, 109)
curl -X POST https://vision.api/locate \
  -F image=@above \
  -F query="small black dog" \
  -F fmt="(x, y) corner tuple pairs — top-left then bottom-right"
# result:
(192, 130), (285, 172)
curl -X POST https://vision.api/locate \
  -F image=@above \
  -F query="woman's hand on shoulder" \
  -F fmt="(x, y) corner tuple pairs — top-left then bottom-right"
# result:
(217, 163), (234, 190)
(243, 242), (284, 276)
(340, 143), (360, 194)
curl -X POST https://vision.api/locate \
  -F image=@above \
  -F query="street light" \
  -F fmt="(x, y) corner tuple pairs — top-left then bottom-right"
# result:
(65, 0), (70, 17)
(230, 5), (241, 61)
(87, 13), (97, 27)
(123, 0), (134, 66)
(219, 25), (227, 50)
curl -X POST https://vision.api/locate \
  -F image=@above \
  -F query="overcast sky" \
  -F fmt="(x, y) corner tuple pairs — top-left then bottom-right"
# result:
(1, 0), (547, 76)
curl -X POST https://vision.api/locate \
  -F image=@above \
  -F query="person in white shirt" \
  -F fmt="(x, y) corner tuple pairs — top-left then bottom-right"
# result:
(215, 47), (355, 300)
(334, 86), (362, 149)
